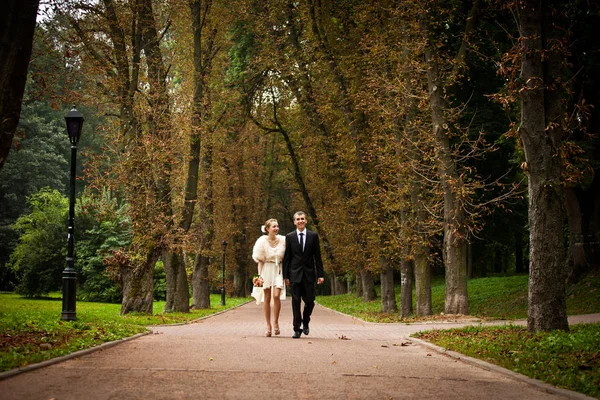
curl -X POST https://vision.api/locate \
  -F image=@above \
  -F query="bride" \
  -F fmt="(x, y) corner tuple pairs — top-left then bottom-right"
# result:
(252, 218), (286, 337)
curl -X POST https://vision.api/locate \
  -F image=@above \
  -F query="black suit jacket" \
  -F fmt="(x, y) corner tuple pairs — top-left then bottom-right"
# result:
(283, 229), (324, 284)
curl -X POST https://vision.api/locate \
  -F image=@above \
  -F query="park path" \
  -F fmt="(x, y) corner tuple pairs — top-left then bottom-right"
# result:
(1, 300), (597, 400)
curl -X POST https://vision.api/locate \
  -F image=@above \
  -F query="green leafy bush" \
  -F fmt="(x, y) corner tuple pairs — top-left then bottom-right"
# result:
(8, 187), (135, 302)
(8, 188), (68, 296)
(76, 189), (132, 303)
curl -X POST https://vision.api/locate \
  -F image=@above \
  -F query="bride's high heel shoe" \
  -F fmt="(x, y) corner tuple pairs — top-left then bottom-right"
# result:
(274, 326), (280, 335)
(265, 329), (272, 337)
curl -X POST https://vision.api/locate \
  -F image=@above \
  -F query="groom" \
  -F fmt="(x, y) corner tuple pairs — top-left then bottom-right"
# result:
(283, 211), (324, 339)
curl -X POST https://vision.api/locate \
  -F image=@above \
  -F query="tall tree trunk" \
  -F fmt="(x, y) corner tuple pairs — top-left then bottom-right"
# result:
(191, 251), (211, 309)
(519, 0), (568, 332)
(0, 0), (39, 169)
(426, 67), (468, 315)
(354, 271), (363, 298)
(163, 252), (190, 312)
(414, 247), (432, 317)
(121, 249), (158, 314)
(407, 115), (433, 316)
(360, 264), (376, 302)
(107, 0), (153, 314)
(400, 258), (413, 318)
(233, 240), (249, 297)
(399, 64), (434, 316)
(333, 273), (346, 295)
(188, 0), (219, 306)
(92, 0), (152, 314)
(138, 0), (188, 312)
(380, 251), (397, 313)
(191, 153), (214, 308)
(224, 155), (249, 298)
(420, 0), (480, 315)
(194, 143), (214, 303)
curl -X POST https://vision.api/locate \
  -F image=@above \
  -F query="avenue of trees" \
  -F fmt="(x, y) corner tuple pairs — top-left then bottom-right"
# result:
(0, 0), (598, 332)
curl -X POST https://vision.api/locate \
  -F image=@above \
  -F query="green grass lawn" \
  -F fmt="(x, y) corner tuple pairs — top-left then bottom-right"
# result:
(0, 293), (248, 373)
(316, 272), (600, 322)
(317, 271), (600, 398)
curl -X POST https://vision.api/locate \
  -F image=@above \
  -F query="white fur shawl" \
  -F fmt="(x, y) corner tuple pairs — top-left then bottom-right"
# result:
(252, 234), (285, 263)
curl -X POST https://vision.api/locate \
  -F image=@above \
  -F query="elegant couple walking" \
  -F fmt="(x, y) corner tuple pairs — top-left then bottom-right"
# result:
(251, 211), (324, 338)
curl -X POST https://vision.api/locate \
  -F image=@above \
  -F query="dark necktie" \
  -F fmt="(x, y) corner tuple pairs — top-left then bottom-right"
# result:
(299, 232), (304, 253)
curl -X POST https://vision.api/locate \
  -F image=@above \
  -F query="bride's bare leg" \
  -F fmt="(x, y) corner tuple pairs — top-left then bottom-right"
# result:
(272, 287), (281, 334)
(263, 288), (272, 336)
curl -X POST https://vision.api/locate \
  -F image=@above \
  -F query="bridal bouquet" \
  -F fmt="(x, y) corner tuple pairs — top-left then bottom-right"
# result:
(252, 274), (264, 287)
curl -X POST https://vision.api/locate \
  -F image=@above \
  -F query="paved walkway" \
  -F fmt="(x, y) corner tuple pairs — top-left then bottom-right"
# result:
(1, 300), (598, 400)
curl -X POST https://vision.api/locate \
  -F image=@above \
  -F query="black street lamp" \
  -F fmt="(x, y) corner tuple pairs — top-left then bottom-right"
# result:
(221, 240), (227, 306)
(61, 107), (84, 321)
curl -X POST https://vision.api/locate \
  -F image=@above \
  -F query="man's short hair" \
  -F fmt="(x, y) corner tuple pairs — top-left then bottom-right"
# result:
(293, 211), (306, 220)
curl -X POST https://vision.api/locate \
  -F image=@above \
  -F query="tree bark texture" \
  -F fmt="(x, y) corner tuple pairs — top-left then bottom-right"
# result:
(232, 206), (250, 298)
(380, 253), (397, 313)
(121, 250), (157, 314)
(400, 258), (414, 318)
(414, 247), (432, 316)
(192, 165), (215, 305)
(163, 251), (190, 312)
(332, 273), (346, 295)
(0, 0), (39, 169)
(360, 265), (377, 302)
(233, 256), (248, 298)
(354, 271), (363, 298)
(519, 0), (568, 331)
(191, 251), (211, 309)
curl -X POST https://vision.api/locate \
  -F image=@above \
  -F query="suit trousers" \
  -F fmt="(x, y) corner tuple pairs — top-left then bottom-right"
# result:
(290, 277), (316, 332)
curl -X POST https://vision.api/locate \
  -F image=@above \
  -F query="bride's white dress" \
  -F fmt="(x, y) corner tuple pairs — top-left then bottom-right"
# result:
(251, 234), (286, 304)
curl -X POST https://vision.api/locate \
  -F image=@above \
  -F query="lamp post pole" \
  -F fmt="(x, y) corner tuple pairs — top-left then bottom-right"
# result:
(221, 240), (227, 306)
(61, 107), (84, 321)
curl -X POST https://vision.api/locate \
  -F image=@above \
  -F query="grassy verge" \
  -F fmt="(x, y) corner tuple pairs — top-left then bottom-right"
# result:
(414, 324), (600, 398)
(0, 293), (248, 373)
(316, 272), (600, 398)
(316, 271), (600, 322)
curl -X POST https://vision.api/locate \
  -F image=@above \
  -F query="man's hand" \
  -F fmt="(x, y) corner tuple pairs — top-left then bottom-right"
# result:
(317, 277), (324, 285)
(285, 279), (290, 286)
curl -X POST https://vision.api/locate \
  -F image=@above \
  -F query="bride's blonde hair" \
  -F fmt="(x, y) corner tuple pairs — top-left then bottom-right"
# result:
(263, 218), (278, 233)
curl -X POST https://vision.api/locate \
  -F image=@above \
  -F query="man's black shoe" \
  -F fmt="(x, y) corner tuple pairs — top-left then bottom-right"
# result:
(302, 326), (310, 336)
(292, 331), (302, 339)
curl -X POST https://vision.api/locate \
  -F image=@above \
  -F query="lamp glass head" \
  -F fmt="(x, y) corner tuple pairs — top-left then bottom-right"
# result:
(65, 107), (84, 145)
